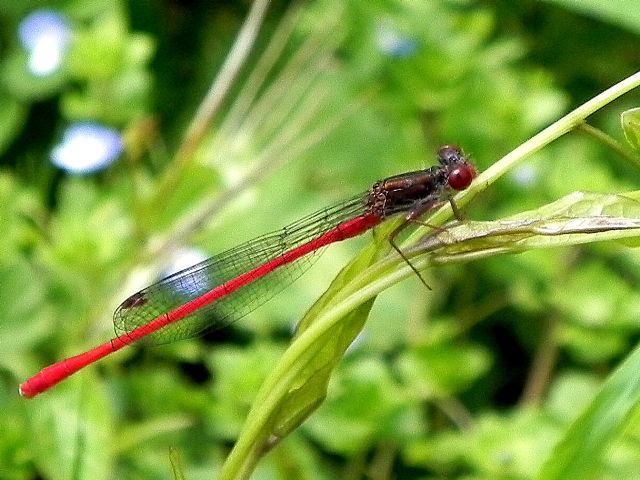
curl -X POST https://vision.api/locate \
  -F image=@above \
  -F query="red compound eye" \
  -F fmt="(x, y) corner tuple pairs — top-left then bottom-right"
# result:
(448, 164), (476, 190)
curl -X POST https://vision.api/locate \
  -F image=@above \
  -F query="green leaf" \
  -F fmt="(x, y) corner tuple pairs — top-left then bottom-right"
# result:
(546, 372), (601, 422)
(26, 383), (113, 480)
(545, 0), (640, 34)
(396, 342), (492, 396)
(206, 344), (286, 440)
(621, 107), (640, 151)
(536, 341), (640, 480)
(405, 410), (558, 478)
(559, 324), (628, 363)
(218, 234), (384, 479)
(415, 192), (640, 267)
(0, 258), (48, 370)
(302, 357), (415, 455)
(271, 298), (374, 438)
(293, 236), (382, 335)
(269, 234), (387, 438)
(0, 49), (67, 100)
(115, 416), (194, 456)
(0, 95), (26, 155)
(169, 447), (186, 480)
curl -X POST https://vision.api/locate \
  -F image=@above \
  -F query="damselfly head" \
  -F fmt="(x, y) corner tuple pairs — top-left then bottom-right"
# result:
(437, 144), (477, 191)
(437, 144), (464, 165)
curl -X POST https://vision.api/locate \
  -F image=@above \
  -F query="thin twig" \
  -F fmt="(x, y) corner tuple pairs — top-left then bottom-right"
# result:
(227, 21), (344, 150)
(153, 87), (371, 258)
(154, 0), (272, 202)
(219, 2), (305, 141)
(178, 0), (271, 163)
(577, 122), (640, 171)
(520, 314), (559, 407)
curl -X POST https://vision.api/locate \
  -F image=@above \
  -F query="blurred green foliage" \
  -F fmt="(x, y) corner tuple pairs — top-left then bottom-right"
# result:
(2, 0), (640, 479)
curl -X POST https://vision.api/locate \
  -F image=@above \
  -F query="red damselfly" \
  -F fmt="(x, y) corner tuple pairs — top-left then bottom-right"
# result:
(20, 145), (476, 398)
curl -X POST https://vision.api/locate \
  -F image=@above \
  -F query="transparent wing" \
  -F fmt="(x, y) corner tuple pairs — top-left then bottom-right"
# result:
(113, 194), (369, 344)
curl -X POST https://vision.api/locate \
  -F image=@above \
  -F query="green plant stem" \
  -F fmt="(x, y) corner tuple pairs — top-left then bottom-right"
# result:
(479, 70), (640, 185)
(218, 70), (640, 479)
(577, 122), (640, 171)
(407, 70), (640, 240)
(217, 262), (414, 479)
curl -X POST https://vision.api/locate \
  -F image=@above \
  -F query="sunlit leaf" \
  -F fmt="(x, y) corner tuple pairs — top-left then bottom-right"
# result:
(418, 192), (640, 265)
(169, 447), (186, 480)
(270, 239), (382, 437)
(536, 342), (640, 480)
(621, 107), (640, 151)
(26, 384), (113, 480)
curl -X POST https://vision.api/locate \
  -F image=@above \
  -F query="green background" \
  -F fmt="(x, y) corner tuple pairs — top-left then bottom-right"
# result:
(2, 1), (640, 479)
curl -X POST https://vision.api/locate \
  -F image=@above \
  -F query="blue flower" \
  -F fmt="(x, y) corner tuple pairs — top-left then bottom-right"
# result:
(375, 24), (418, 58)
(51, 122), (123, 174)
(18, 9), (71, 76)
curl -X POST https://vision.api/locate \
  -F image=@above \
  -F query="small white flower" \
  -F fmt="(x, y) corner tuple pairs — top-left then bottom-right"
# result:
(18, 10), (71, 76)
(51, 122), (123, 174)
